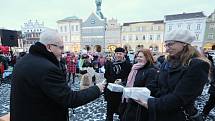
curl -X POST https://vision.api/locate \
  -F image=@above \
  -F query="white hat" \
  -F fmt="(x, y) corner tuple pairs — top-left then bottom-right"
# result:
(39, 28), (62, 45)
(165, 29), (196, 44)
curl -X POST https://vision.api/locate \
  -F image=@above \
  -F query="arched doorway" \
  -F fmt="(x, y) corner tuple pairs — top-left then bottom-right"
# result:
(212, 45), (215, 50)
(203, 42), (215, 50)
(107, 45), (117, 52)
(94, 45), (102, 52)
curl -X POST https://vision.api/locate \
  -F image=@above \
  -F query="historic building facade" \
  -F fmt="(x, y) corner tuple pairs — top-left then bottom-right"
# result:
(57, 16), (82, 52)
(121, 20), (165, 53)
(164, 12), (207, 50)
(104, 18), (121, 52)
(204, 10), (215, 50)
(21, 20), (46, 51)
(81, 0), (106, 52)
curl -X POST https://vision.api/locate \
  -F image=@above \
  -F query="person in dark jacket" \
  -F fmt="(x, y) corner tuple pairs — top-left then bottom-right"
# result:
(121, 49), (158, 121)
(10, 29), (105, 121)
(104, 47), (132, 121)
(202, 55), (215, 119)
(135, 29), (211, 121)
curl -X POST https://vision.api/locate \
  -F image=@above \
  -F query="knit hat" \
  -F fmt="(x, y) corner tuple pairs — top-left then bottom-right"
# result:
(165, 29), (196, 45)
(115, 47), (125, 53)
(39, 28), (62, 45)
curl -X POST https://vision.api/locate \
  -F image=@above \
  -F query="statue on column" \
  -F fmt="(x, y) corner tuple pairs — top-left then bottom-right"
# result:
(95, 0), (104, 19)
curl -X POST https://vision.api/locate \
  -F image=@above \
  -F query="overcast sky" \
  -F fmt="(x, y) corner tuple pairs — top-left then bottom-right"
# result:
(0, 0), (214, 30)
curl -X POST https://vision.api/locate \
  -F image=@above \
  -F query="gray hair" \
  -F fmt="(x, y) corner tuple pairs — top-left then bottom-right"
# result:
(39, 29), (62, 45)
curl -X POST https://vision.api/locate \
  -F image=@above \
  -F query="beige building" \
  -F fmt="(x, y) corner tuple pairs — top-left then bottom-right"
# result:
(121, 20), (165, 53)
(105, 18), (121, 52)
(204, 10), (215, 50)
(57, 16), (82, 52)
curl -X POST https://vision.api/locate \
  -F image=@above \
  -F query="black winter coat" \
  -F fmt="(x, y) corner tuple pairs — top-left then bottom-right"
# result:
(209, 65), (215, 95)
(122, 64), (158, 121)
(104, 59), (132, 113)
(10, 42), (100, 121)
(147, 58), (210, 121)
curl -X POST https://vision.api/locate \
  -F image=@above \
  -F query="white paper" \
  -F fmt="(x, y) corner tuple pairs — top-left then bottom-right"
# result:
(107, 83), (124, 92)
(123, 87), (153, 101)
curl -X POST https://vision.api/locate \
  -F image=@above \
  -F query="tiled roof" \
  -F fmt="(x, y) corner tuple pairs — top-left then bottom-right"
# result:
(123, 20), (164, 26)
(165, 12), (206, 21)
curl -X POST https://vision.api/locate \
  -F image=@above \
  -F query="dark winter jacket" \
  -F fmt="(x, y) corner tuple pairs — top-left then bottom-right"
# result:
(10, 42), (101, 121)
(147, 58), (210, 121)
(104, 59), (132, 112)
(122, 64), (158, 121)
(209, 65), (215, 95)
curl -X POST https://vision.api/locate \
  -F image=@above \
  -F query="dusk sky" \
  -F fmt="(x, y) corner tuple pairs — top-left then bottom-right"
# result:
(0, 0), (214, 30)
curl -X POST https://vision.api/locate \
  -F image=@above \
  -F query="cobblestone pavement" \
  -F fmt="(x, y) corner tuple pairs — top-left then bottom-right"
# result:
(0, 77), (214, 121)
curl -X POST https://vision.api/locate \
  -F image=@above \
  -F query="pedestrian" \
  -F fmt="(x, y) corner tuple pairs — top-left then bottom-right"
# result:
(104, 47), (132, 121)
(66, 52), (77, 84)
(202, 54), (215, 120)
(135, 29), (211, 121)
(10, 29), (105, 121)
(121, 49), (158, 121)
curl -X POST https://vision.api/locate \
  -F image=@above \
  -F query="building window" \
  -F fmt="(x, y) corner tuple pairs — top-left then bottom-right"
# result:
(157, 34), (161, 40)
(71, 25), (74, 31)
(64, 26), (67, 32)
(158, 26), (161, 30)
(129, 35), (132, 40)
(60, 26), (63, 32)
(151, 26), (154, 30)
(149, 35), (153, 40)
(209, 24), (214, 30)
(196, 34), (199, 40)
(208, 33), (214, 40)
(168, 25), (172, 31)
(123, 36), (126, 40)
(64, 36), (68, 42)
(91, 19), (96, 24)
(187, 24), (191, 30)
(143, 35), (146, 40)
(197, 24), (201, 30)
(76, 25), (79, 31)
(178, 24), (182, 28)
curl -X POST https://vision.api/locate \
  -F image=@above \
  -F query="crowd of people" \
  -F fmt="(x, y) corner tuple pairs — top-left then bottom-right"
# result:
(0, 28), (214, 121)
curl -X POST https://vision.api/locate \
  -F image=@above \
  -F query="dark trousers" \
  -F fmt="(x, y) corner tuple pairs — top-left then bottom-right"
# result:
(106, 101), (121, 121)
(203, 95), (215, 116)
(68, 72), (75, 83)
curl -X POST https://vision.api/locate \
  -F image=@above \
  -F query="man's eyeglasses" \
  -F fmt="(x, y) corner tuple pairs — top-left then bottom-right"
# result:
(50, 44), (64, 50)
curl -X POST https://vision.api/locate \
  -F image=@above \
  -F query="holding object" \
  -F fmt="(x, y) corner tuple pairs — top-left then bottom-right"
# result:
(123, 87), (152, 101)
(107, 83), (124, 92)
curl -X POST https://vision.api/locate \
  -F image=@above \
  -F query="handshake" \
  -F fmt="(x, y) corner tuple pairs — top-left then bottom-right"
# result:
(95, 79), (106, 93)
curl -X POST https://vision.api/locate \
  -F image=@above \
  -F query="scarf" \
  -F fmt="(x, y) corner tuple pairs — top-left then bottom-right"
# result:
(126, 62), (145, 87)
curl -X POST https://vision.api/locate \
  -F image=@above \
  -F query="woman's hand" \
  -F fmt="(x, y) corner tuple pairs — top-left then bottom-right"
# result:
(135, 99), (148, 109)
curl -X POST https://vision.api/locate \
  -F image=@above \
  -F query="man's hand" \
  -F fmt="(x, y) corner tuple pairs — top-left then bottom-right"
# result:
(96, 83), (105, 93)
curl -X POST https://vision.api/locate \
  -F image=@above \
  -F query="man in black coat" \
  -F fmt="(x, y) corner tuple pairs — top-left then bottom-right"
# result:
(202, 55), (215, 119)
(104, 47), (132, 121)
(10, 29), (104, 121)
